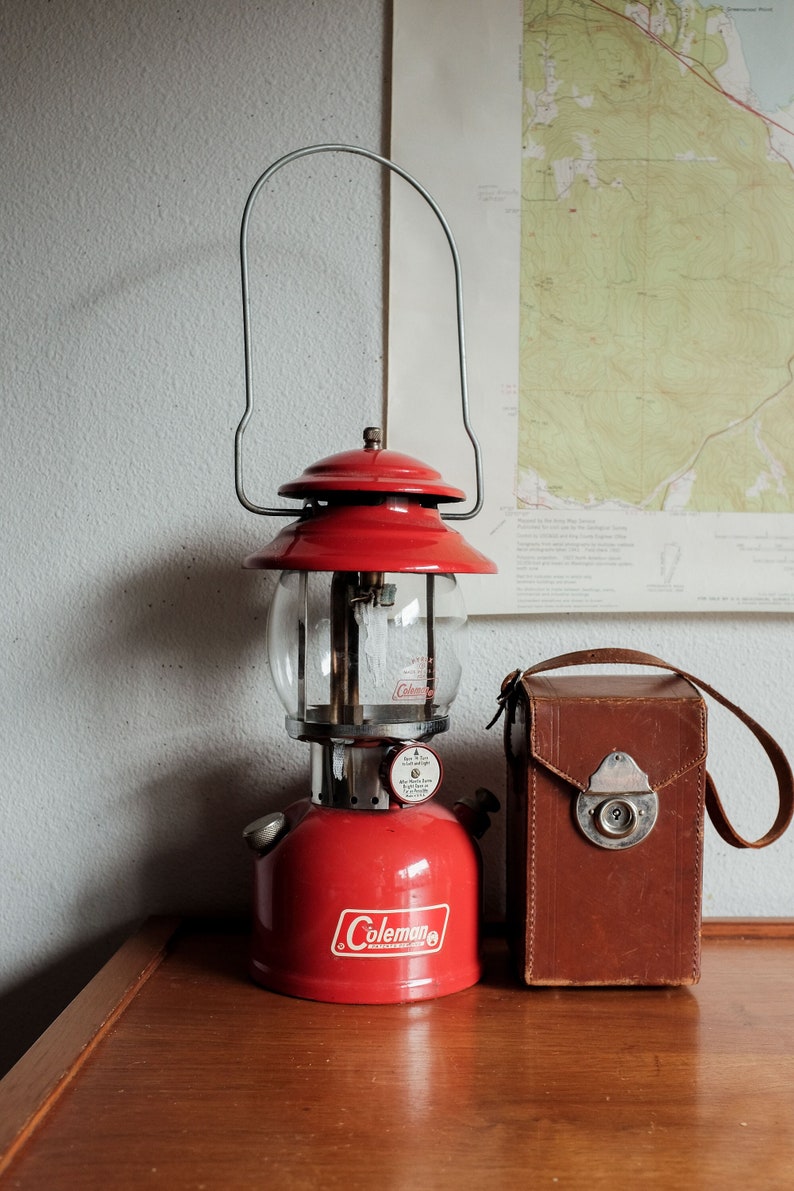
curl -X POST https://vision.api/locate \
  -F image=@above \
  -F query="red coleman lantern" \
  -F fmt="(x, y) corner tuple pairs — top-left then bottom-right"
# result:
(237, 145), (497, 1003)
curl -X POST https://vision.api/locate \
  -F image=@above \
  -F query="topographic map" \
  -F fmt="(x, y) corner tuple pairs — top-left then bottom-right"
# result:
(519, 0), (794, 514)
(389, 0), (794, 611)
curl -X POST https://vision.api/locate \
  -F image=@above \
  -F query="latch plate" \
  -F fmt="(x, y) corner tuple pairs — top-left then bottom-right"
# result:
(575, 752), (659, 850)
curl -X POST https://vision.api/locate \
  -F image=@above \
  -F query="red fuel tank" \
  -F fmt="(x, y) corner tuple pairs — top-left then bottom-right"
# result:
(249, 799), (482, 1003)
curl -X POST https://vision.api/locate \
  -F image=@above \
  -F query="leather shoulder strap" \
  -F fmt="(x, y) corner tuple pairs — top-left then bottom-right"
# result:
(513, 647), (793, 850)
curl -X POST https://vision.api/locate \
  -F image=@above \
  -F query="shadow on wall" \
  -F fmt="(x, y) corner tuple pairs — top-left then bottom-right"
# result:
(81, 758), (307, 932)
(434, 731), (506, 925)
(1, 543), (311, 1077)
(80, 539), (299, 886)
(0, 756), (307, 1078)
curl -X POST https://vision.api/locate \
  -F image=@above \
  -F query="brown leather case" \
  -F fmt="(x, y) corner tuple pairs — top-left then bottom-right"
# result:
(500, 649), (794, 988)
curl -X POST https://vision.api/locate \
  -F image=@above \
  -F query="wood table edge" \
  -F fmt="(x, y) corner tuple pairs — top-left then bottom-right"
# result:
(0, 916), (181, 1174)
(701, 917), (794, 939)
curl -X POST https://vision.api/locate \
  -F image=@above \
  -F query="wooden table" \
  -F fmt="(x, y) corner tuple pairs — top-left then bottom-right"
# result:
(1, 919), (793, 1188)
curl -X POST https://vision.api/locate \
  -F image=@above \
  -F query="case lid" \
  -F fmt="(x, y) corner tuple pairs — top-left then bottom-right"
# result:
(521, 673), (706, 793)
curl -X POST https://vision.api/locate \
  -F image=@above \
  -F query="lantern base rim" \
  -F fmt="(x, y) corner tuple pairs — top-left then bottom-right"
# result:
(248, 955), (482, 1004)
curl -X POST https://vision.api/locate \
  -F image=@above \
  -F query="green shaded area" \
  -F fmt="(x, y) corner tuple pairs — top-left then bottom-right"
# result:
(519, 0), (794, 510)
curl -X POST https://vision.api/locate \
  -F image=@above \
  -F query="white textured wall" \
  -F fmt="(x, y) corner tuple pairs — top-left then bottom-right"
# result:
(1, 0), (792, 1070)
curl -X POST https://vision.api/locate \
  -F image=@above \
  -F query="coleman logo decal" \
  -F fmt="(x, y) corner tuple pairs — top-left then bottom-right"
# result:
(392, 680), (436, 701)
(331, 904), (449, 958)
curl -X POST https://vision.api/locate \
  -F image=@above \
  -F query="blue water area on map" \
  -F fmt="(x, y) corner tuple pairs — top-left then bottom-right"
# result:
(724, 6), (794, 111)
(669, 1), (793, 110)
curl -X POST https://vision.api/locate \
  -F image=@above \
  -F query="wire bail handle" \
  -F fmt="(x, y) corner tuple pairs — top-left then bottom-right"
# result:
(236, 143), (484, 521)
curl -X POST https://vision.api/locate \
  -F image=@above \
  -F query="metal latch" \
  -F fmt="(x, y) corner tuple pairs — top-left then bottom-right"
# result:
(575, 752), (658, 850)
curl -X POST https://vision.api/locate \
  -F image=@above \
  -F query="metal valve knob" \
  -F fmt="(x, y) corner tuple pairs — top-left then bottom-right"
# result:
(243, 812), (288, 854)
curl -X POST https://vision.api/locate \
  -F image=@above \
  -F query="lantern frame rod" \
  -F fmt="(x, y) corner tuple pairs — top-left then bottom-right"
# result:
(236, 143), (484, 521)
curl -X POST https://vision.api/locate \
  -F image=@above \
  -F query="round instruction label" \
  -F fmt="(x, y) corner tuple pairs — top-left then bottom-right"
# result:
(387, 744), (443, 805)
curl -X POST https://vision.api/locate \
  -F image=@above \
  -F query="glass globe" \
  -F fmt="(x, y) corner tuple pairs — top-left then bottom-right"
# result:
(266, 570), (468, 736)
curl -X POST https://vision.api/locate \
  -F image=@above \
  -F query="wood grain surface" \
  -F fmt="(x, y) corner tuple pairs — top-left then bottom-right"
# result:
(2, 919), (793, 1188)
